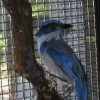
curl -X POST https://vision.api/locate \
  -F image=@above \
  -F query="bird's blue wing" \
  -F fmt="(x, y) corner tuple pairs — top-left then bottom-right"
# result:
(44, 40), (85, 80)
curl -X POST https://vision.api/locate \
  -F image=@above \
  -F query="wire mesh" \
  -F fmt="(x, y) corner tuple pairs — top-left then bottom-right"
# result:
(0, 0), (99, 100)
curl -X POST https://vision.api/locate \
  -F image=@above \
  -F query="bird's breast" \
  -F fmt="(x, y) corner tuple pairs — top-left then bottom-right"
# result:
(40, 51), (72, 82)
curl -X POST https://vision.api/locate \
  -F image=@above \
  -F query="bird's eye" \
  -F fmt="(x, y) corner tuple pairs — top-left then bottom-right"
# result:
(49, 25), (56, 30)
(42, 24), (56, 34)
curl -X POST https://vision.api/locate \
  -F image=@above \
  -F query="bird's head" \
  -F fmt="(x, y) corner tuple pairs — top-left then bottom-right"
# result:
(36, 20), (72, 38)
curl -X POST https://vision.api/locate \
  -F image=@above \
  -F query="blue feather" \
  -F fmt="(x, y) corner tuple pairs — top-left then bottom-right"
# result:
(40, 39), (87, 100)
(75, 78), (87, 100)
(36, 20), (87, 100)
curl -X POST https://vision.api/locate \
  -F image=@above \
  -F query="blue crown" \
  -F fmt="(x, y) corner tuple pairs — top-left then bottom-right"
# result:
(36, 20), (72, 37)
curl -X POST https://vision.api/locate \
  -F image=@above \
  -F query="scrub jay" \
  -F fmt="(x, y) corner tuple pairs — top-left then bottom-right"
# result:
(36, 20), (87, 100)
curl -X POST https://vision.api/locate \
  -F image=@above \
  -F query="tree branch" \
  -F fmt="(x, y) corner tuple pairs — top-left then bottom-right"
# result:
(2, 0), (63, 100)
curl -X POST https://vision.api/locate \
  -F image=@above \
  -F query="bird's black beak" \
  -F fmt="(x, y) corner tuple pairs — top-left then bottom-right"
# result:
(62, 24), (73, 29)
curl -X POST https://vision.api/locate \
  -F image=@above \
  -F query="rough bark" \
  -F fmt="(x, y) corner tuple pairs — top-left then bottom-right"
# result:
(2, 0), (63, 100)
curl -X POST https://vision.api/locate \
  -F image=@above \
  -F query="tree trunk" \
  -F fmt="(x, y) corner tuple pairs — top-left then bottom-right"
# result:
(1, 0), (63, 100)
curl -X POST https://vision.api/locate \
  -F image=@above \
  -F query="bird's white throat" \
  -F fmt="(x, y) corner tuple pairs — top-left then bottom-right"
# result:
(37, 30), (62, 49)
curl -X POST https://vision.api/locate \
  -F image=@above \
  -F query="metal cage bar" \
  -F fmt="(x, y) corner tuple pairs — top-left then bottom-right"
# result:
(94, 0), (100, 99)
(0, 0), (99, 100)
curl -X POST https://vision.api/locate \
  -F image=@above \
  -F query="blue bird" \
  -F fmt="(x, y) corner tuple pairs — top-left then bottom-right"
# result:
(36, 20), (87, 100)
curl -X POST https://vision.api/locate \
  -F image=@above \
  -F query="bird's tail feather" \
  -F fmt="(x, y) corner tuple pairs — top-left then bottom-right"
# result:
(75, 79), (87, 100)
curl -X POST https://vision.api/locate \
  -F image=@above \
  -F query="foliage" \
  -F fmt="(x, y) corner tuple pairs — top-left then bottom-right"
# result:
(32, 1), (49, 17)
(0, 33), (7, 78)
(86, 36), (96, 42)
